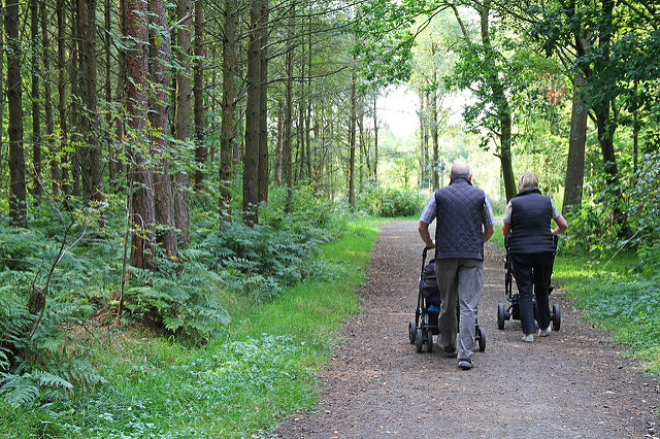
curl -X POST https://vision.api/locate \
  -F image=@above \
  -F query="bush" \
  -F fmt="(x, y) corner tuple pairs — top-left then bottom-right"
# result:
(356, 185), (426, 217)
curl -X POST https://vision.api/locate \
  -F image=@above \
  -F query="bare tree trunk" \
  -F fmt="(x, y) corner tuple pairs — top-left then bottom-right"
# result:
(479, 1), (515, 200)
(5, 0), (27, 227)
(305, 11), (313, 180)
(149, 0), (177, 261)
(243, 0), (262, 225)
(372, 91), (378, 183)
(431, 70), (439, 191)
(30, 0), (42, 197)
(104, 0), (116, 185)
(562, 72), (588, 214)
(274, 102), (283, 185)
(126, 0), (155, 269)
(57, 0), (70, 196)
(193, 1), (206, 192)
(220, 0), (237, 222)
(0, 2), (4, 193)
(281, 1), (294, 198)
(41, 1), (58, 194)
(70, 6), (81, 197)
(348, 65), (357, 208)
(173, 0), (193, 245)
(257, 0), (269, 204)
(113, 0), (127, 187)
(79, 0), (104, 207)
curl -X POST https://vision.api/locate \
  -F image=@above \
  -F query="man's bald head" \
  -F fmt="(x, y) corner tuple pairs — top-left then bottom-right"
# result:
(450, 162), (471, 179)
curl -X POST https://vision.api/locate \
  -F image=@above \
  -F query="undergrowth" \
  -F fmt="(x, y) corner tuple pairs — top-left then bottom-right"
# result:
(0, 184), (379, 437)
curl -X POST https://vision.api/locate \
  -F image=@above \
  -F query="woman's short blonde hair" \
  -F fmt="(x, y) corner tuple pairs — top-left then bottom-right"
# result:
(518, 172), (539, 192)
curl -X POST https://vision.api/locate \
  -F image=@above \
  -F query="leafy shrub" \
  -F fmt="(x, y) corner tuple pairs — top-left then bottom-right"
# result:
(356, 185), (426, 217)
(122, 262), (231, 339)
(192, 219), (328, 302)
(625, 153), (660, 272)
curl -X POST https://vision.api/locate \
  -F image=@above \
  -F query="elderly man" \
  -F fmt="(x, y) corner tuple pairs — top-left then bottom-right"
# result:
(418, 162), (495, 370)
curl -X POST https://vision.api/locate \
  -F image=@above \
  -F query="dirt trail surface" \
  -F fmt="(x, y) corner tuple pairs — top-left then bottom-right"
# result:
(273, 220), (659, 439)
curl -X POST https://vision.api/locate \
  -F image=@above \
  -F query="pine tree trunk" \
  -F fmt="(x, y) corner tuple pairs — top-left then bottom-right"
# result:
(257, 0), (269, 204)
(173, 0), (193, 244)
(243, 0), (262, 225)
(126, 0), (155, 269)
(41, 1), (58, 194)
(79, 0), (103, 207)
(348, 66), (357, 208)
(5, 0), (27, 228)
(281, 4), (294, 195)
(57, 0), (69, 195)
(220, 0), (237, 222)
(193, 2), (206, 193)
(149, 0), (177, 261)
(30, 0), (42, 197)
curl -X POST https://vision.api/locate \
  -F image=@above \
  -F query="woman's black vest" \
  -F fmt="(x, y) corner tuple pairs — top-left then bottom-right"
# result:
(433, 175), (486, 261)
(508, 189), (554, 254)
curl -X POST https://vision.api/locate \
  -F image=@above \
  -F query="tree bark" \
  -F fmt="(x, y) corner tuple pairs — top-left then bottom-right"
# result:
(57, 0), (69, 195)
(243, 0), (262, 225)
(257, 0), (269, 204)
(126, 0), (155, 269)
(30, 0), (42, 197)
(149, 0), (177, 261)
(562, 72), (588, 214)
(220, 0), (237, 222)
(348, 65), (357, 208)
(281, 2), (294, 199)
(173, 0), (193, 244)
(431, 69), (439, 191)
(41, 1), (58, 194)
(79, 0), (104, 206)
(479, 1), (515, 200)
(5, 0), (27, 227)
(193, 1), (206, 192)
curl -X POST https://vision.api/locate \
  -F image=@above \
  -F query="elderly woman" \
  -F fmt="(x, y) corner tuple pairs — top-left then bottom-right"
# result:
(501, 173), (568, 342)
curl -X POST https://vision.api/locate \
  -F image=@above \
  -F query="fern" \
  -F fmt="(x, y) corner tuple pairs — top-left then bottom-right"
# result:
(0, 372), (41, 407)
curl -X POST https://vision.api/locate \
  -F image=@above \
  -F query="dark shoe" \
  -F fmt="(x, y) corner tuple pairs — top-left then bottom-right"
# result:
(444, 347), (458, 358)
(457, 359), (472, 370)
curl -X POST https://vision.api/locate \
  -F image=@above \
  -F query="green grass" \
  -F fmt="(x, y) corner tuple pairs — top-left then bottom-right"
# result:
(491, 228), (660, 373)
(553, 252), (660, 373)
(0, 217), (380, 438)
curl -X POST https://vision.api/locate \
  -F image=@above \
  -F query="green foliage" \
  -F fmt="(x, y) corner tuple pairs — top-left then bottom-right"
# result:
(122, 263), (231, 339)
(356, 185), (425, 217)
(556, 253), (660, 370)
(625, 153), (660, 272)
(0, 216), (378, 437)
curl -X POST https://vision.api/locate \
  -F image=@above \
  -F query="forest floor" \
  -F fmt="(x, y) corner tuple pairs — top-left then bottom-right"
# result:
(272, 220), (660, 439)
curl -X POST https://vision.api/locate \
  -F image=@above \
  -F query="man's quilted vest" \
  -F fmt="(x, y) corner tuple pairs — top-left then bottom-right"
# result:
(433, 174), (485, 261)
(508, 188), (554, 255)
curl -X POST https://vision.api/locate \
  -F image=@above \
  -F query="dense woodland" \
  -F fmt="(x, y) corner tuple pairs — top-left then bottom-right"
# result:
(1, 0), (660, 434)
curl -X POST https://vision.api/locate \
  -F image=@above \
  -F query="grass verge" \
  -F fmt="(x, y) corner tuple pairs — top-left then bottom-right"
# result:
(553, 251), (660, 374)
(0, 218), (380, 438)
(490, 227), (660, 375)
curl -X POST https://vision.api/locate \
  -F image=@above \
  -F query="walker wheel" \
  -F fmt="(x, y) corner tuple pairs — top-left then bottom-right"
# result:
(408, 321), (417, 344)
(552, 304), (561, 331)
(478, 326), (487, 352)
(497, 303), (506, 330)
(415, 327), (424, 353)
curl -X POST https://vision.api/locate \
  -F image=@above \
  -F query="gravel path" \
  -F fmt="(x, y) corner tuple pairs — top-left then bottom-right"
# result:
(273, 220), (659, 438)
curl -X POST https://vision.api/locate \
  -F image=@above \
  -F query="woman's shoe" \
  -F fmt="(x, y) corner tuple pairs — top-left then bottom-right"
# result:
(539, 325), (552, 337)
(521, 334), (534, 342)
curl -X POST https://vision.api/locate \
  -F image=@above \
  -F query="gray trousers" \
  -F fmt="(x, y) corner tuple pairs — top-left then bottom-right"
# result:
(434, 258), (483, 360)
